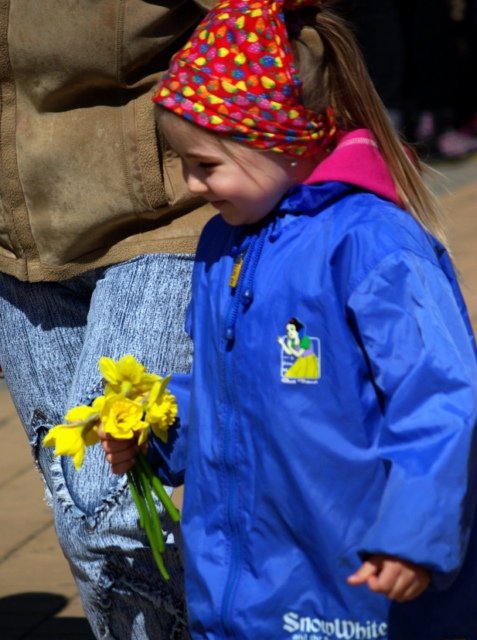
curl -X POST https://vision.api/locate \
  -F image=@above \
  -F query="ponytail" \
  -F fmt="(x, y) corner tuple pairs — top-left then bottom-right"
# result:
(288, 5), (447, 246)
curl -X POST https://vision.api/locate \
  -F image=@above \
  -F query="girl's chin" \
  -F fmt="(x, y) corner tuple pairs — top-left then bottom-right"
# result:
(219, 212), (242, 226)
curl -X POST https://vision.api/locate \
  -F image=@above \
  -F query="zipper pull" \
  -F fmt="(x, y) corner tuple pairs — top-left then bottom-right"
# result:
(229, 253), (244, 290)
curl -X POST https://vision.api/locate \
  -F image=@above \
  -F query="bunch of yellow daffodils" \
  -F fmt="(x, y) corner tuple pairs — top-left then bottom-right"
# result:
(43, 354), (180, 579)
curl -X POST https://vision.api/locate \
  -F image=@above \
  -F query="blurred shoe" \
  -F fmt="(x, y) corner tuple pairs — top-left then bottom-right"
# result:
(415, 111), (477, 161)
(436, 129), (477, 159)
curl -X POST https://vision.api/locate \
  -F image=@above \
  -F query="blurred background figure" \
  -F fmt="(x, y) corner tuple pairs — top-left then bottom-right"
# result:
(340, 0), (477, 161)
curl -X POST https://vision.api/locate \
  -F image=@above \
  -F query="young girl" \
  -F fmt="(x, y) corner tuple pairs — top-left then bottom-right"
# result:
(101, 0), (477, 638)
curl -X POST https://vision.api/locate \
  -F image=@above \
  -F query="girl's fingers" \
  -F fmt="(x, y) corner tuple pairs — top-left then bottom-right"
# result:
(102, 438), (137, 455)
(390, 567), (431, 602)
(105, 447), (135, 465)
(96, 427), (139, 474)
(375, 567), (411, 599)
(347, 558), (381, 585)
(398, 579), (428, 602)
(367, 560), (403, 594)
(109, 457), (136, 475)
(104, 443), (138, 474)
(348, 556), (430, 602)
(364, 558), (431, 601)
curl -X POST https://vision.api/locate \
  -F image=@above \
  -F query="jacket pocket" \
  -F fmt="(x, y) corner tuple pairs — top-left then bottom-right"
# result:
(133, 90), (193, 212)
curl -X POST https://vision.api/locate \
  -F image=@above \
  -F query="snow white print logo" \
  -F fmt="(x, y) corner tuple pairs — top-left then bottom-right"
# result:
(278, 317), (321, 384)
(283, 611), (388, 640)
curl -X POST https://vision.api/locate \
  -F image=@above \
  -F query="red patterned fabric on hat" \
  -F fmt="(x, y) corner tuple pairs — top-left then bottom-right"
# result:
(153, 0), (336, 156)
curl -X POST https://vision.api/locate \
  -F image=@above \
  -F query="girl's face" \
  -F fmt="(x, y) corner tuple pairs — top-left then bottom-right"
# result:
(286, 323), (299, 340)
(162, 116), (317, 226)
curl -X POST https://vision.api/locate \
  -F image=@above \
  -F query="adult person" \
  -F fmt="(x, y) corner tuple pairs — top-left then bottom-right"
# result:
(0, 1), (215, 638)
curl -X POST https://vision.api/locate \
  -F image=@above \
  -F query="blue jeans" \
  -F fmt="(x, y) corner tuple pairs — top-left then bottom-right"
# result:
(0, 254), (194, 639)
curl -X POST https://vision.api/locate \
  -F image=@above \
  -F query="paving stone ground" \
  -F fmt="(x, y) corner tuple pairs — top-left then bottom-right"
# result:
(0, 154), (476, 638)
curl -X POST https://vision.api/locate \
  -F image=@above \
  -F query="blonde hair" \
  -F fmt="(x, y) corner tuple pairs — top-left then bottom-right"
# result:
(288, 4), (447, 245)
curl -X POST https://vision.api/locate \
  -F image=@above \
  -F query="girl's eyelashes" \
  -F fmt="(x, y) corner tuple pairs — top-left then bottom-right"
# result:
(181, 158), (218, 171)
(198, 161), (219, 170)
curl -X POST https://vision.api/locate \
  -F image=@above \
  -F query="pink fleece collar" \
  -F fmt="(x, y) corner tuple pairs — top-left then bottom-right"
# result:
(304, 129), (400, 206)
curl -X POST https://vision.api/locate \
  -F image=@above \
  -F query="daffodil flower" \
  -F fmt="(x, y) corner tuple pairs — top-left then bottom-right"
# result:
(99, 354), (160, 398)
(100, 394), (150, 445)
(43, 407), (99, 470)
(64, 400), (101, 423)
(42, 355), (180, 580)
(145, 378), (178, 442)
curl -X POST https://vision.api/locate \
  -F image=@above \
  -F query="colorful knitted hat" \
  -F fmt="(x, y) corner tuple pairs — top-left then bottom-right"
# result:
(153, 0), (336, 156)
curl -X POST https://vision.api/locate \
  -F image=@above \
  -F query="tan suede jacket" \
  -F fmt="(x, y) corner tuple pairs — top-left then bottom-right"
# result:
(0, 0), (214, 282)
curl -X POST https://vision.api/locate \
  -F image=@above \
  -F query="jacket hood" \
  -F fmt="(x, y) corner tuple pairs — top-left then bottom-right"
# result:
(304, 129), (401, 206)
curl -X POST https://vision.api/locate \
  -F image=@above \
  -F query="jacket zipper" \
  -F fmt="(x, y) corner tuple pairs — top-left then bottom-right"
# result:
(220, 357), (243, 634)
(220, 244), (251, 634)
(219, 225), (270, 632)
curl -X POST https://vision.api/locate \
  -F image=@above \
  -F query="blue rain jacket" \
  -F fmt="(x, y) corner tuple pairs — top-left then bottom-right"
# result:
(150, 181), (477, 640)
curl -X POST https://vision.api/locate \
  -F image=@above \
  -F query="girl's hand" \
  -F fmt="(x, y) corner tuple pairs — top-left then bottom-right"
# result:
(347, 554), (431, 602)
(97, 428), (140, 475)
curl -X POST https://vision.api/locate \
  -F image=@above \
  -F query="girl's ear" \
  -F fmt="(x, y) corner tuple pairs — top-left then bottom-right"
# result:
(286, 154), (321, 184)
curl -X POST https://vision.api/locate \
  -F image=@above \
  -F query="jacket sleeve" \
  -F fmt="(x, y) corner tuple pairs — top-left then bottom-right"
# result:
(347, 249), (477, 587)
(146, 373), (190, 487)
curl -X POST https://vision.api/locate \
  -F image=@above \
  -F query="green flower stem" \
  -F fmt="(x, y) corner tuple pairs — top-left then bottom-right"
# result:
(127, 460), (170, 580)
(127, 467), (147, 529)
(136, 468), (170, 580)
(142, 515), (170, 581)
(137, 467), (165, 554)
(136, 452), (181, 523)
